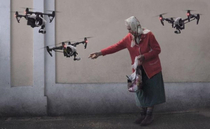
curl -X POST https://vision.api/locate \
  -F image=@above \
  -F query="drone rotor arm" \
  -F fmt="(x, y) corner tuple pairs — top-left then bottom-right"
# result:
(165, 18), (174, 25)
(49, 16), (55, 23)
(183, 17), (196, 25)
(15, 14), (26, 23)
(45, 11), (55, 22)
(183, 17), (190, 22)
(48, 13), (55, 23)
(15, 16), (21, 23)
(159, 16), (164, 26)
(73, 42), (82, 46)
(46, 46), (53, 57)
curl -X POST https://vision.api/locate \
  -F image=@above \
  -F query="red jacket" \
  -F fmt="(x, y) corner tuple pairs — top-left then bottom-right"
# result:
(101, 31), (162, 79)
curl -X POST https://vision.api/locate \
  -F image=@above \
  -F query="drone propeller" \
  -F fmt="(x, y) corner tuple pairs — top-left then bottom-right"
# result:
(154, 13), (167, 17)
(11, 10), (20, 13)
(82, 36), (92, 49)
(159, 15), (164, 26)
(159, 13), (167, 16)
(185, 9), (196, 12)
(15, 11), (18, 17)
(186, 10), (192, 22)
(57, 40), (72, 45)
(56, 36), (92, 49)
(84, 36), (92, 39)
(186, 10), (197, 22)
(158, 13), (167, 26)
(44, 11), (56, 23)
(84, 37), (88, 49)
(21, 7), (34, 9)
(14, 11), (23, 23)
(45, 10), (60, 13)
(24, 8), (33, 15)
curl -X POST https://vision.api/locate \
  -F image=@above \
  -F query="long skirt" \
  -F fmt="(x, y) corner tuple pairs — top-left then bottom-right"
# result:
(135, 66), (166, 107)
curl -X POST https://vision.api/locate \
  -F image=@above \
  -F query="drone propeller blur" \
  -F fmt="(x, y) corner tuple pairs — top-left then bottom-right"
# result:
(46, 37), (90, 61)
(158, 10), (200, 34)
(14, 8), (55, 34)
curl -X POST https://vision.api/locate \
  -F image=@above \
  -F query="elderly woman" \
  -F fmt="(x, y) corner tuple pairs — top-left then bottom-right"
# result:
(89, 16), (166, 126)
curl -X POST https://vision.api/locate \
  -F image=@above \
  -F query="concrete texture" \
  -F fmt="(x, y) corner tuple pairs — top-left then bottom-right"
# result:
(45, 83), (210, 116)
(0, 108), (210, 129)
(0, 0), (47, 117)
(55, 0), (210, 83)
(0, 0), (210, 117)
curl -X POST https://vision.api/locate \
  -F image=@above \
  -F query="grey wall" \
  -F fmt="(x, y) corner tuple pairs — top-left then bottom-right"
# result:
(0, 0), (209, 117)
(11, 0), (33, 86)
(55, 0), (210, 83)
(0, 0), (46, 116)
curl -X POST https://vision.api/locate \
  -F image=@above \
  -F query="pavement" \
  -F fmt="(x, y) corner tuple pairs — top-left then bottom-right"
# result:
(0, 108), (210, 129)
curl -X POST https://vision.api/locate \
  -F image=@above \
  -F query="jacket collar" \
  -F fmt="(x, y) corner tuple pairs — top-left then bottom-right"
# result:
(130, 28), (151, 47)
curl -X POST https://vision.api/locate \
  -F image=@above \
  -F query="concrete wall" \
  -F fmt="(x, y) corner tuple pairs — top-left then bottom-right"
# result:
(55, 0), (210, 83)
(0, 0), (209, 117)
(11, 0), (33, 87)
(0, 0), (46, 117)
(47, 0), (210, 115)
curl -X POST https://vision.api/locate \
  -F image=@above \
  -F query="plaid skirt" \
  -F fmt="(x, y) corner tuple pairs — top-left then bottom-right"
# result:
(135, 66), (166, 107)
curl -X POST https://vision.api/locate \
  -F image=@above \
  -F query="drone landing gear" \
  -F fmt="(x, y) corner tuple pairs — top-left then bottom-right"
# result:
(73, 52), (80, 61)
(74, 57), (81, 61)
(174, 29), (181, 34)
(39, 25), (46, 34)
(39, 30), (46, 34)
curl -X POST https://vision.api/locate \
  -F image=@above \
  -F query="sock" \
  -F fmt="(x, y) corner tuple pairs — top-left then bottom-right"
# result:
(146, 107), (153, 116)
(140, 107), (147, 116)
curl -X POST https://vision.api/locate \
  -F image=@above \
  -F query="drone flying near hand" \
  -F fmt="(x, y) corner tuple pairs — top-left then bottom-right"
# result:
(159, 10), (200, 34)
(14, 8), (55, 34)
(46, 37), (90, 61)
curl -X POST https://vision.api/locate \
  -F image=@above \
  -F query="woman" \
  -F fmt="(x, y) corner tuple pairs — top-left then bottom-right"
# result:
(89, 16), (166, 126)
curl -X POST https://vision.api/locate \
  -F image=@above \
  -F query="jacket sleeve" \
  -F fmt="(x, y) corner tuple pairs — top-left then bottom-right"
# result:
(143, 32), (161, 60)
(100, 34), (129, 56)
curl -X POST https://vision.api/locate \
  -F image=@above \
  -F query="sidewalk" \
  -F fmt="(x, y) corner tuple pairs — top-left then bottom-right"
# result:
(0, 108), (209, 129)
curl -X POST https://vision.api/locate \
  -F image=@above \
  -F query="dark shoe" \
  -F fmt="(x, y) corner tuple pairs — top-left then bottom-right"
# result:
(134, 115), (145, 124)
(140, 115), (154, 126)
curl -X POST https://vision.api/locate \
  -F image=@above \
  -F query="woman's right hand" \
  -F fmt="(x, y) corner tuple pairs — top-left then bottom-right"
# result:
(89, 52), (102, 59)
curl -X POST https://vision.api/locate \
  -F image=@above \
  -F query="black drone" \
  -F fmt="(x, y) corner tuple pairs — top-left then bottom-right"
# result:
(15, 8), (55, 34)
(46, 37), (89, 61)
(159, 10), (200, 34)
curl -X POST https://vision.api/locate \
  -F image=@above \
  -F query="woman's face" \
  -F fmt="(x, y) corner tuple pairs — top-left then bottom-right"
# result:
(127, 26), (137, 36)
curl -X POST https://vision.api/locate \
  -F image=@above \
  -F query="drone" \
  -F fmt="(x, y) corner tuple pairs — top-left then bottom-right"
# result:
(159, 10), (200, 34)
(46, 37), (89, 61)
(14, 8), (55, 34)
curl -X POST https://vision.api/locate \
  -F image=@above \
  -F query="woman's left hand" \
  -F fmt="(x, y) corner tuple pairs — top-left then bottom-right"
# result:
(138, 55), (145, 62)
